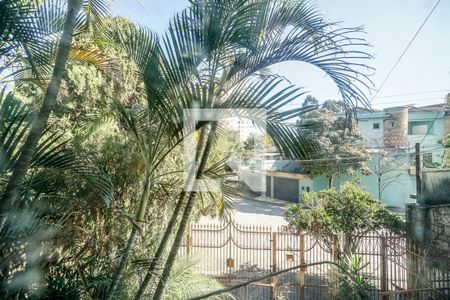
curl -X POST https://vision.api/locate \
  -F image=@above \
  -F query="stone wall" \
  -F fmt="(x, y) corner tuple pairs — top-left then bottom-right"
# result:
(429, 205), (450, 254)
(406, 204), (450, 272)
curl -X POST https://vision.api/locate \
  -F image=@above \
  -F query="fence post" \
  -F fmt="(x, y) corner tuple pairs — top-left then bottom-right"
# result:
(186, 230), (192, 255)
(299, 232), (306, 300)
(332, 235), (339, 261)
(271, 232), (277, 300)
(380, 236), (387, 299)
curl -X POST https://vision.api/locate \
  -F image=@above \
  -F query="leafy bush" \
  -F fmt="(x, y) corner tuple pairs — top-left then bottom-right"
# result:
(284, 182), (404, 256)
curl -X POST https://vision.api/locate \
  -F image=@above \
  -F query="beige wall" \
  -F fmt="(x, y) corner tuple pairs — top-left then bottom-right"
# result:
(383, 107), (409, 148)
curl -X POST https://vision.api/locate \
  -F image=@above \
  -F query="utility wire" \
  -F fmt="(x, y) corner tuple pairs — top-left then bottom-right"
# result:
(420, 94), (450, 145)
(376, 89), (449, 99)
(370, 0), (441, 102)
(374, 97), (447, 106)
(291, 90), (447, 108)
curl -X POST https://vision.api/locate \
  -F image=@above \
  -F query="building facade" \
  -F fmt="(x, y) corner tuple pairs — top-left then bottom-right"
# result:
(235, 104), (449, 210)
(346, 104), (450, 209)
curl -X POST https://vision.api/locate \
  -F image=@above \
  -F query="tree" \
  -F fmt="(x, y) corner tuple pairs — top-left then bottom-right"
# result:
(0, 90), (114, 296)
(0, 0), (375, 297)
(1, 0), (83, 242)
(370, 149), (408, 201)
(299, 108), (370, 188)
(284, 182), (404, 258)
(0, 0), (112, 232)
(322, 99), (345, 113)
(302, 95), (319, 107)
(144, 0), (374, 298)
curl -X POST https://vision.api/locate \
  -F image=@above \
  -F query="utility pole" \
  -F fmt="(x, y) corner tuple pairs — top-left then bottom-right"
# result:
(415, 143), (423, 204)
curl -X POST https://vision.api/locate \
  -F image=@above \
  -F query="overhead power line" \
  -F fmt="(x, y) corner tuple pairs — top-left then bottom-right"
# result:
(376, 89), (449, 99)
(420, 94), (450, 145)
(374, 97), (446, 106)
(370, 0), (441, 102)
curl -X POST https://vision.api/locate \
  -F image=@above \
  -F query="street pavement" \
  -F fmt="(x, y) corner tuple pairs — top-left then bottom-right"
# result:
(198, 193), (288, 228)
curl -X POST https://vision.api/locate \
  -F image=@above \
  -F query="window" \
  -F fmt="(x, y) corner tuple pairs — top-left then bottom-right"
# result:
(424, 153), (433, 167)
(373, 123), (380, 129)
(412, 124), (428, 135)
(389, 121), (395, 128)
(306, 187), (310, 192)
(408, 121), (433, 135)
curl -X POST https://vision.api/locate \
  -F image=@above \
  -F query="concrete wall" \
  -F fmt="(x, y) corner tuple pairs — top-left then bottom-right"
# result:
(408, 112), (446, 164)
(422, 169), (450, 205)
(311, 156), (417, 209)
(357, 112), (386, 148)
(238, 168), (265, 193)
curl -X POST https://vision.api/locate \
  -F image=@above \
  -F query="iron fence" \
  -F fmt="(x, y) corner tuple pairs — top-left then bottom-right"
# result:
(179, 221), (450, 299)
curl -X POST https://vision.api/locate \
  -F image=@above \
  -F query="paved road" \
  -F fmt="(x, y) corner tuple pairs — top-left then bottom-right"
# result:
(199, 194), (288, 228)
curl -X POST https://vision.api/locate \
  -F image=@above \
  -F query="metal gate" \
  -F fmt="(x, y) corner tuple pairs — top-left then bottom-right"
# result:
(180, 221), (450, 299)
(180, 222), (339, 299)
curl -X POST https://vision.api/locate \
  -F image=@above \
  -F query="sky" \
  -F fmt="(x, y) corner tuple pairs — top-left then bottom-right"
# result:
(112, 0), (450, 109)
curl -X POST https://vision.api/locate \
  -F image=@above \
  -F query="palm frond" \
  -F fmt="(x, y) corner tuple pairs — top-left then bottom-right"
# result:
(223, 0), (374, 109)
(0, 89), (33, 172)
(161, 255), (235, 300)
(0, 0), (43, 57)
(2, 0), (113, 85)
(79, 0), (112, 33)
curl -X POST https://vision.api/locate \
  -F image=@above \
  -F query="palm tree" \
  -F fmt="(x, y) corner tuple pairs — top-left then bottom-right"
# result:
(1, 0), (83, 235)
(0, 0), (113, 232)
(102, 13), (320, 298)
(141, 1), (373, 299)
(0, 89), (114, 296)
(93, 0), (372, 297)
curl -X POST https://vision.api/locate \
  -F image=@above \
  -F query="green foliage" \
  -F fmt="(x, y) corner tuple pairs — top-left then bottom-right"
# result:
(162, 256), (234, 300)
(328, 254), (375, 300)
(322, 100), (345, 113)
(0, 89), (116, 296)
(1, 0), (376, 298)
(298, 108), (370, 186)
(0, 0), (114, 84)
(284, 182), (404, 255)
(0, 90), (114, 206)
(302, 95), (319, 107)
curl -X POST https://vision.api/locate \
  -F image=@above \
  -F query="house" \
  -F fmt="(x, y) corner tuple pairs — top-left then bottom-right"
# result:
(332, 104), (450, 209)
(236, 151), (314, 203)
(235, 104), (450, 210)
(356, 105), (449, 165)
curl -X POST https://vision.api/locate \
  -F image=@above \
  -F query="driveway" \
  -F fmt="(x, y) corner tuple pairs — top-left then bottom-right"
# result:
(199, 193), (288, 228)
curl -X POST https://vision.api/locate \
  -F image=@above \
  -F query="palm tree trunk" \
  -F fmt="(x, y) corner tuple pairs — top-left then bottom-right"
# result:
(152, 123), (217, 300)
(133, 191), (185, 300)
(134, 127), (210, 299)
(0, 0), (83, 223)
(106, 172), (152, 300)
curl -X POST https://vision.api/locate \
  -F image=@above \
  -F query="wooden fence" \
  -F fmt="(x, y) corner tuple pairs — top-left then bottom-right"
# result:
(179, 221), (450, 299)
